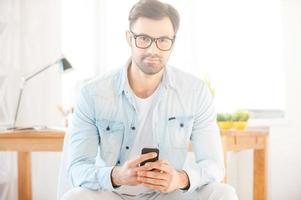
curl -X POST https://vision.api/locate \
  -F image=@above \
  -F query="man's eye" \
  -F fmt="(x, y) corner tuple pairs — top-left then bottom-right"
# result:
(140, 36), (151, 42)
(158, 38), (169, 43)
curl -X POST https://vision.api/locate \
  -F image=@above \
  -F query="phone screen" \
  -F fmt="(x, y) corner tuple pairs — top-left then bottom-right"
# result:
(140, 148), (159, 166)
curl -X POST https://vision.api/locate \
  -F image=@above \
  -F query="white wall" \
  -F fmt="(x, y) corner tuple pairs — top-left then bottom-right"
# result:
(229, 0), (301, 199)
(269, 0), (301, 199)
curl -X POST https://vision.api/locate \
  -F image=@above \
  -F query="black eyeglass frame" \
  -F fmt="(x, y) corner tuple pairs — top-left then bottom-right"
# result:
(130, 30), (176, 51)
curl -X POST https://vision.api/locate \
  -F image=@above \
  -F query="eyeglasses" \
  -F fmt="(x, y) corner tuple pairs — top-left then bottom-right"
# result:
(130, 31), (175, 51)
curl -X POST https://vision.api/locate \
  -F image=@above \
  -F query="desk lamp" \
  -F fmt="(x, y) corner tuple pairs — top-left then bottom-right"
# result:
(8, 57), (72, 130)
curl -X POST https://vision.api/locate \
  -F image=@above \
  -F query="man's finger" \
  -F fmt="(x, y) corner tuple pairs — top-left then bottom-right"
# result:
(128, 152), (157, 167)
(140, 160), (170, 173)
(137, 176), (168, 187)
(137, 170), (169, 181)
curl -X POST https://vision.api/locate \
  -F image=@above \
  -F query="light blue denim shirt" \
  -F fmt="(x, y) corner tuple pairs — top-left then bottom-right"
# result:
(68, 63), (225, 194)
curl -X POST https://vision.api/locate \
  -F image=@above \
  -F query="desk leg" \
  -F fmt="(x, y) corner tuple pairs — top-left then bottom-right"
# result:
(18, 152), (32, 200)
(253, 137), (268, 200)
(221, 136), (228, 183)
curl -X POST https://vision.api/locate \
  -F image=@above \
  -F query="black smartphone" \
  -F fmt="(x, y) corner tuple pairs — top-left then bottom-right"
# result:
(140, 148), (159, 166)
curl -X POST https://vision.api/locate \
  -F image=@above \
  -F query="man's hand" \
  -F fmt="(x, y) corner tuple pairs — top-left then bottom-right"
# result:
(111, 152), (158, 187)
(136, 160), (190, 193)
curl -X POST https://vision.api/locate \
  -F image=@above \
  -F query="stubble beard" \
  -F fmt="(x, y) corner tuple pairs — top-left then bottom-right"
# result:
(133, 54), (165, 75)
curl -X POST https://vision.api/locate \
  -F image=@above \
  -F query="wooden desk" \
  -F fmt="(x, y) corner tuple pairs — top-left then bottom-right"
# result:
(0, 127), (268, 200)
(0, 129), (65, 200)
(189, 127), (269, 200)
(221, 127), (269, 200)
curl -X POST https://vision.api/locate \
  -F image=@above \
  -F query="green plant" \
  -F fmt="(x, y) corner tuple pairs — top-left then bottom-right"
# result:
(232, 111), (250, 122)
(217, 113), (232, 122)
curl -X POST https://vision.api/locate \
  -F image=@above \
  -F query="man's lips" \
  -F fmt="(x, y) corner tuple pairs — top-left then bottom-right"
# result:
(144, 57), (160, 63)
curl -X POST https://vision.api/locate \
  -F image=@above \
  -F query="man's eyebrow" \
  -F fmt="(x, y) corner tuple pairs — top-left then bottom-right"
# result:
(134, 32), (174, 38)
(134, 32), (151, 36)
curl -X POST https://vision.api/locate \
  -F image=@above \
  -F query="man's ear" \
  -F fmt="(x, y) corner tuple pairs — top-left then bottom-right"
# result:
(126, 31), (132, 47)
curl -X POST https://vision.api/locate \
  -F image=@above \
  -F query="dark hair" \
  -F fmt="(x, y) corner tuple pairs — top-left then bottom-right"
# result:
(128, 0), (180, 33)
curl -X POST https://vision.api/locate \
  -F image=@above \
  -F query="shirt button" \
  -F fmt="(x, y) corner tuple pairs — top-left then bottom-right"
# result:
(106, 126), (110, 131)
(131, 126), (136, 130)
(117, 160), (120, 164)
(126, 146), (129, 150)
(180, 123), (184, 127)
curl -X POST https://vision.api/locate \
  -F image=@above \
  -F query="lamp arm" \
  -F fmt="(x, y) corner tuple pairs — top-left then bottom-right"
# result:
(24, 58), (62, 82)
(12, 79), (25, 127)
(12, 57), (63, 127)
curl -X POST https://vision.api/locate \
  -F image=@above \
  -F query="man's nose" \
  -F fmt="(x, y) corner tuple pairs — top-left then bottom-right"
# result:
(146, 41), (160, 54)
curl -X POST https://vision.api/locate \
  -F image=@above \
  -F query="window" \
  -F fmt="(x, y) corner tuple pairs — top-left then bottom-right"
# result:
(61, 0), (285, 116)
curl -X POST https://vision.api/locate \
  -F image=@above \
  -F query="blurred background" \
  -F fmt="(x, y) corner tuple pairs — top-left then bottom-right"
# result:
(0, 0), (300, 199)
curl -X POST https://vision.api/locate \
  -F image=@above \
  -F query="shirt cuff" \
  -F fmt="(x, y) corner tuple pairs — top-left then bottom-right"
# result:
(181, 159), (225, 194)
(181, 162), (203, 193)
(97, 166), (117, 192)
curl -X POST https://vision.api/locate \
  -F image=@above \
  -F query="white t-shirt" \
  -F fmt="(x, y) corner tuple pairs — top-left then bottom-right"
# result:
(117, 89), (158, 195)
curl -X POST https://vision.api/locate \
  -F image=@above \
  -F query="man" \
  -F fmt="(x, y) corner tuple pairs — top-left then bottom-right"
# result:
(63, 0), (238, 199)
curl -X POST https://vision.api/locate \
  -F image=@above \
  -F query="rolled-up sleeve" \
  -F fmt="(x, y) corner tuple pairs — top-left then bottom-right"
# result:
(67, 86), (115, 191)
(182, 82), (225, 193)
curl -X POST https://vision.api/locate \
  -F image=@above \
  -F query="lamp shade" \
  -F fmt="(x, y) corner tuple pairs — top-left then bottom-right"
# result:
(60, 57), (73, 73)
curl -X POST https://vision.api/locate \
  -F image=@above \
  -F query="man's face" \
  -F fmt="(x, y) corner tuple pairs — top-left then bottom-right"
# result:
(127, 17), (175, 75)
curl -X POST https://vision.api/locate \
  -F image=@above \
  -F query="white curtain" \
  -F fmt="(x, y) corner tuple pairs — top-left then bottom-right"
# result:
(0, 1), (21, 199)
(1, 0), (63, 199)
(0, 0), (21, 126)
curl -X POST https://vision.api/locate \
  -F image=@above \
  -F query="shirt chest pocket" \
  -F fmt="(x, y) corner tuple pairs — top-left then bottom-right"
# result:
(167, 116), (193, 149)
(98, 119), (124, 153)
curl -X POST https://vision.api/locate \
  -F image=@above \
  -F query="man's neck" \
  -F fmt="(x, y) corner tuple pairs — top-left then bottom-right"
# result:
(128, 62), (164, 98)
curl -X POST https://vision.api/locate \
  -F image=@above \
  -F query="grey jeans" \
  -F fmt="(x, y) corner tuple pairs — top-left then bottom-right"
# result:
(61, 183), (238, 200)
